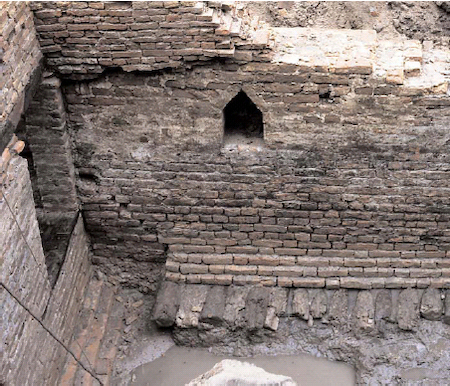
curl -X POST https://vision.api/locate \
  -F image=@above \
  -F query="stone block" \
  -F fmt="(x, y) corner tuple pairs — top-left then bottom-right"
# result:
(292, 288), (309, 320)
(200, 285), (226, 325)
(444, 290), (450, 325)
(224, 286), (250, 327)
(375, 289), (393, 323)
(244, 287), (270, 330)
(328, 289), (348, 322)
(264, 287), (288, 331)
(153, 281), (181, 327)
(310, 290), (327, 319)
(186, 360), (297, 386)
(354, 291), (375, 332)
(420, 288), (443, 321)
(176, 284), (209, 328)
(397, 289), (420, 331)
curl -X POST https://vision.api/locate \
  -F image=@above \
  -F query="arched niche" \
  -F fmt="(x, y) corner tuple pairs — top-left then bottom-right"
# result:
(223, 90), (263, 143)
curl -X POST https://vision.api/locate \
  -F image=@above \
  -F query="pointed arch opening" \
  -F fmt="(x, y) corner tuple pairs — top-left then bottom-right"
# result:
(223, 90), (263, 143)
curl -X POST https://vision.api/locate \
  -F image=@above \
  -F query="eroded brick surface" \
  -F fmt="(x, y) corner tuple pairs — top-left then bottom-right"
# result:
(1, 146), (90, 386)
(0, 2), (42, 149)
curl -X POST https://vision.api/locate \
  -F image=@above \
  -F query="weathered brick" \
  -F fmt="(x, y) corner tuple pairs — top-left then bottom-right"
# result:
(273, 266), (304, 277)
(180, 264), (208, 275)
(292, 278), (325, 288)
(202, 254), (233, 265)
(224, 265), (258, 275)
(248, 255), (280, 266)
(227, 246), (259, 254)
(318, 267), (348, 277)
(214, 274), (233, 285)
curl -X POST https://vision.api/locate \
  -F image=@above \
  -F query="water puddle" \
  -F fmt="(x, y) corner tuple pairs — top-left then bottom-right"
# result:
(128, 345), (355, 386)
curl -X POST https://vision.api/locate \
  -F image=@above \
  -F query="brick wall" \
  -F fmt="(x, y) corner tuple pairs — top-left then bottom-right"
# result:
(13, 1), (450, 292)
(1, 138), (91, 386)
(1, 138), (51, 385)
(30, 1), (270, 78)
(42, 214), (91, 386)
(23, 74), (80, 285)
(1, 2), (42, 150)
(63, 68), (450, 291)
(64, 64), (450, 150)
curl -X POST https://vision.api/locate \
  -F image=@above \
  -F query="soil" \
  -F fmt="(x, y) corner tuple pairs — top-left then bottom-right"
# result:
(247, 1), (450, 46)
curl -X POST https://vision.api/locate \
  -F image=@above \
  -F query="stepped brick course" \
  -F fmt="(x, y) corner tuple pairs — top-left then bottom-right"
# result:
(30, 1), (271, 77)
(76, 146), (450, 290)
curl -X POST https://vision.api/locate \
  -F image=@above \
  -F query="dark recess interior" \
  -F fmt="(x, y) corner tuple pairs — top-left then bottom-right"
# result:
(223, 90), (263, 139)
(18, 140), (43, 209)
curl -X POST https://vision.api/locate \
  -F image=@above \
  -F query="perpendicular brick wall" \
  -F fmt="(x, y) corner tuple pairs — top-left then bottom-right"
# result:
(0, 1), (43, 150)
(1, 139), (91, 386)
(25, 75), (78, 214)
(22, 73), (80, 285)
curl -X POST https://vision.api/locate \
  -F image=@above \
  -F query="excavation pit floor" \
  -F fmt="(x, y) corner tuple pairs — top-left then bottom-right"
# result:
(128, 346), (355, 386)
(115, 338), (355, 386)
(108, 283), (356, 385)
(75, 279), (450, 386)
